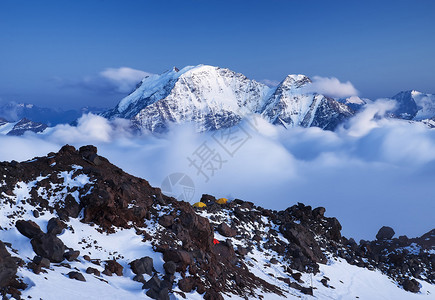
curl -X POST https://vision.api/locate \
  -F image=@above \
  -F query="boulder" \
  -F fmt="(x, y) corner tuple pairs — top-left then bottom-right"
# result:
(33, 256), (50, 268)
(376, 226), (395, 240)
(130, 256), (154, 276)
(200, 194), (216, 206)
(86, 267), (100, 276)
(15, 220), (43, 239)
(68, 271), (86, 282)
(163, 261), (176, 275)
(217, 223), (236, 237)
(403, 278), (420, 293)
(178, 277), (195, 293)
(163, 249), (192, 271)
(47, 217), (67, 235)
(143, 274), (161, 290)
(31, 234), (66, 263)
(104, 259), (123, 276)
(312, 207), (326, 218)
(64, 250), (80, 262)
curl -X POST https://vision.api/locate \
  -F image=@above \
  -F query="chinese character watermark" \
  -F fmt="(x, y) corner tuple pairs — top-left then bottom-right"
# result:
(161, 172), (195, 202)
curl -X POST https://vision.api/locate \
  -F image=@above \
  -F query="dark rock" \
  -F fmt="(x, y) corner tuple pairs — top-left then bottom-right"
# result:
(15, 220), (43, 239)
(160, 279), (172, 290)
(130, 256), (153, 276)
(0, 241), (18, 288)
(64, 250), (80, 262)
(178, 277), (195, 293)
(403, 278), (420, 293)
(104, 259), (123, 276)
(270, 258), (278, 264)
(236, 246), (248, 256)
(80, 145), (102, 166)
(47, 218), (67, 235)
(200, 194), (216, 205)
(133, 274), (145, 283)
(292, 272), (303, 283)
(86, 267), (100, 276)
(163, 249), (192, 270)
(312, 207), (326, 218)
(289, 282), (313, 295)
(57, 194), (81, 220)
(163, 261), (176, 275)
(102, 269), (112, 276)
(146, 287), (169, 300)
(33, 256), (50, 268)
(143, 274), (161, 290)
(280, 222), (326, 265)
(68, 271), (86, 282)
(33, 210), (40, 218)
(376, 226), (395, 240)
(31, 234), (66, 263)
(204, 291), (224, 300)
(158, 215), (174, 228)
(217, 223), (236, 237)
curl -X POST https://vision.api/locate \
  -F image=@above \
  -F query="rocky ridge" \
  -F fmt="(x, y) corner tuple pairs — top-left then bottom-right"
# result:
(0, 146), (433, 299)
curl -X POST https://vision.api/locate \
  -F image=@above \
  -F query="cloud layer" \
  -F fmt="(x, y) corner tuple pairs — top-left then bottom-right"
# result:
(59, 67), (152, 95)
(0, 102), (434, 241)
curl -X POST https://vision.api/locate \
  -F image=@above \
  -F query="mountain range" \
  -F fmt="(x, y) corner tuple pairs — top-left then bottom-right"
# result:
(1, 65), (434, 136)
(102, 65), (435, 133)
(102, 65), (354, 133)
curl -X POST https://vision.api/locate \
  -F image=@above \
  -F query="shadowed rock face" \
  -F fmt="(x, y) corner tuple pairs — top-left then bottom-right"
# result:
(0, 145), (166, 232)
(0, 241), (17, 288)
(0, 241), (26, 297)
(0, 145), (433, 298)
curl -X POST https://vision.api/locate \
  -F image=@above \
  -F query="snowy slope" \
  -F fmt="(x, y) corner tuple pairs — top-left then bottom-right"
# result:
(0, 145), (433, 299)
(262, 75), (353, 130)
(390, 90), (435, 121)
(0, 118), (48, 136)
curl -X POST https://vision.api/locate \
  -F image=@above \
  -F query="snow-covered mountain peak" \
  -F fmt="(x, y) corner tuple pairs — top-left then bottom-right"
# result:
(102, 65), (354, 132)
(280, 74), (312, 90)
(390, 90), (435, 120)
(113, 65), (197, 116)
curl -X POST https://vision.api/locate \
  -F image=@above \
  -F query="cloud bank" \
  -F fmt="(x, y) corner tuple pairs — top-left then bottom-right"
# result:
(303, 76), (359, 98)
(59, 67), (152, 95)
(0, 102), (434, 241)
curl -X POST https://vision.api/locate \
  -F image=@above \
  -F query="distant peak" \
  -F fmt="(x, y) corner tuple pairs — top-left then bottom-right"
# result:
(281, 74), (311, 89)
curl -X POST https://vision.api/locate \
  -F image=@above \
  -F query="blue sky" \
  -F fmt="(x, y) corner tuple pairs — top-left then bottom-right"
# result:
(0, 0), (434, 108)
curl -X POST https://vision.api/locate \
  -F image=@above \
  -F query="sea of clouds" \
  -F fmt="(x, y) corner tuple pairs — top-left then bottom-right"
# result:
(0, 100), (434, 241)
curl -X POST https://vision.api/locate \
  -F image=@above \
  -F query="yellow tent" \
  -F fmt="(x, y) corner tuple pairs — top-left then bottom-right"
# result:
(193, 202), (207, 208)
(216, 198), (228, 205)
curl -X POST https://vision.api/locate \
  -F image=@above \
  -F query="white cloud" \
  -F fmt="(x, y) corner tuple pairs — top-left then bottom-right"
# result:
(99, 67), (152, 93)
(1, 109), (434, 241)
(60, 67), (153, 95)
(303, 76), (359, 98)
(340, 99), (396, 137)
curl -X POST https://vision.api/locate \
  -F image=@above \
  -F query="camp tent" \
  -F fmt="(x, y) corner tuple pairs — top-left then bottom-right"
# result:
(216, 198), (228, 205)
(193, 202), (207, 208)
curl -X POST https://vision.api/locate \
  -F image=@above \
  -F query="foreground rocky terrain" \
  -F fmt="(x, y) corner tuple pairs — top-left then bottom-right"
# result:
(0, 145), (433, 299)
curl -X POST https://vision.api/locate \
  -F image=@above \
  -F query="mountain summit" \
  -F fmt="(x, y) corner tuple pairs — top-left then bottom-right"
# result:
(102, 65), (354, 133)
